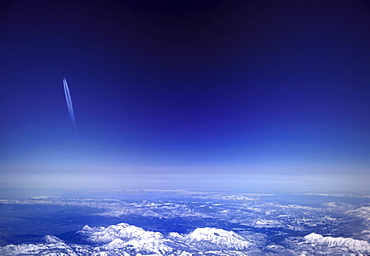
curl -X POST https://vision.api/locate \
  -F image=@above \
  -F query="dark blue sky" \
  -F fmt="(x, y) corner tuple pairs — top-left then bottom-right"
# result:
(1, 0), (370, 196)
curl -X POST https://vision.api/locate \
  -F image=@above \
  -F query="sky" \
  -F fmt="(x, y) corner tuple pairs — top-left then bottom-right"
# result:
(1, 0), (370, 197)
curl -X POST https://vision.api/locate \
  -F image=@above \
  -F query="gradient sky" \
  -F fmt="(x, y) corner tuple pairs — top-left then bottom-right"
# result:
(1, 0), (370, 197)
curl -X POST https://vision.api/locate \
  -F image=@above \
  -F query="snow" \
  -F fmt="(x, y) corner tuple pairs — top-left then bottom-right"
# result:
(2, 192), (370, 255)
(186, 227), (252, 249)
(254, 219), (284, 228)
(81, 222), (171, 254)
(304, 233), (370, 254)
(0, 241), (80, 256)
(0, 223), (256, 255)
(80, 222), (164, 243)
(346, 206), (370, 221)
(43, 235), (64, 244)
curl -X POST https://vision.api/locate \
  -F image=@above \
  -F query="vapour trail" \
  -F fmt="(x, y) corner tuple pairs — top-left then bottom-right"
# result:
(63, 78), (75, 127)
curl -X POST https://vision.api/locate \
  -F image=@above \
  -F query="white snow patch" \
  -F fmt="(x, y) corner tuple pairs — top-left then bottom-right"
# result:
(304, 233), (370, 254)
(186, 227), (252, 249)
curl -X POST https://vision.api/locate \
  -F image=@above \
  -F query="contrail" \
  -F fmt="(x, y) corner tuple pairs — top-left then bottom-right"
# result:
(63, 78), (76, 128)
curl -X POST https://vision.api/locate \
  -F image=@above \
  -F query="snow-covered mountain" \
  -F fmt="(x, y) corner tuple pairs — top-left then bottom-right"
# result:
(82, 222), (253, 254)
(79, 222), (172, 254)
(0, 237), (83, 256)
(43, 235), (64, 244)
(80, 222), (163, 243)
(2, 192), (370, 255)
(346, 206), (370, 222)
(0, 222), (255, 255)
(185, 227), (252, 250)
(304, 233), (370, 254)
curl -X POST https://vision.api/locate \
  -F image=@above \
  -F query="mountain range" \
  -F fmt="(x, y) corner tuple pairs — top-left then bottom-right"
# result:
(0, 222), (255, 255)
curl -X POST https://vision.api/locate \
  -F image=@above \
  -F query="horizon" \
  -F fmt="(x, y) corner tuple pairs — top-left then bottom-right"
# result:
(1, 0), (370, 198)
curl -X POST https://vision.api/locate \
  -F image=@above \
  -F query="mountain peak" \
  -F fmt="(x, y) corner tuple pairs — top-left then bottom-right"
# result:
(186, 227), (252, 249)
(304, 233), (370, 254)
(43, 235), (64, 244)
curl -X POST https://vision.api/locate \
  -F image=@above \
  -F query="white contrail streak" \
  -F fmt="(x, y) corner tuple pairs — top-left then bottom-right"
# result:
(63, 78), (75, 127)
